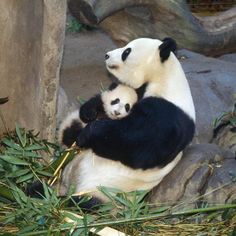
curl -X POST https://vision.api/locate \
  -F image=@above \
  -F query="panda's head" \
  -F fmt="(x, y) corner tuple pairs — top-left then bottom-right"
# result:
(101, 84), (138, 120)
(105, 38), (177, 88)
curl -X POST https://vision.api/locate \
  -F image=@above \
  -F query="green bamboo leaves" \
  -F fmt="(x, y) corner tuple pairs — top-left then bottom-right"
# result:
(0, 125), (52, 186)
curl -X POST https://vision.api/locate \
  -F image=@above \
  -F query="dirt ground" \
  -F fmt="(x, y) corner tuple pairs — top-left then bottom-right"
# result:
(60, 30), (116, 105)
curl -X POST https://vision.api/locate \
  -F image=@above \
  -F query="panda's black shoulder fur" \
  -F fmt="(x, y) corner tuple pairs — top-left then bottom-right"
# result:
(77, 97), (195, 170)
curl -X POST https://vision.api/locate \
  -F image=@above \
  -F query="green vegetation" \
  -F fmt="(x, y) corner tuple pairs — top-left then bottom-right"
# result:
(66, 16), (94, 33)
(0, 127), (236, 235)
(213, 100), (236, 129)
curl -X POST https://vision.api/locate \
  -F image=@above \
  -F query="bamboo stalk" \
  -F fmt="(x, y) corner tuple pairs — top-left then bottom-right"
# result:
(63, 211), (130, 236)
(47, 142), (79, 186)
(21, 203), (236, 236)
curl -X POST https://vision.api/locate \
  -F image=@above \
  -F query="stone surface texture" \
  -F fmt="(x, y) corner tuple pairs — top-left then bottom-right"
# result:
(150, 144), (236, 206)
(0, 0), (67, 141)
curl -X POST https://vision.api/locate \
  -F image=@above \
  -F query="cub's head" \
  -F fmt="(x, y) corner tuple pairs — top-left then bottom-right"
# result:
(105, 38), (177, 88)
(101, 84), (138, 120)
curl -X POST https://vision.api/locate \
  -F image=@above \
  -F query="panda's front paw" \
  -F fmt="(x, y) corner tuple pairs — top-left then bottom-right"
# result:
(76, 125), (91, 148)
(80, 105), (98, 123)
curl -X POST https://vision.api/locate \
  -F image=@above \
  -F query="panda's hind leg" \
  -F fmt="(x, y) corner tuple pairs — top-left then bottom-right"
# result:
(68, 195), (102, 210)
(26, 181), (102, 211)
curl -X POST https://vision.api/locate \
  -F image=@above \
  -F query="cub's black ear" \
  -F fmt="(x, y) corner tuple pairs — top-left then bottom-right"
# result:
(108, 82), (118, 91)
(159, 38), (177, 63)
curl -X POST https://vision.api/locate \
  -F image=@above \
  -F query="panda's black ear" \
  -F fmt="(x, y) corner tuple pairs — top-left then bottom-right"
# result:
(159, 38), (177, 63)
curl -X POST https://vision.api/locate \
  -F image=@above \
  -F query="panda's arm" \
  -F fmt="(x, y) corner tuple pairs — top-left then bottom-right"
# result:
(77, 110), (146, 168)
(77, 97), (195, 169)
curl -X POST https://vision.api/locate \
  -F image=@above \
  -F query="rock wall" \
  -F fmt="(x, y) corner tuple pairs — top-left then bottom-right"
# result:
(0, 0), (67, 141)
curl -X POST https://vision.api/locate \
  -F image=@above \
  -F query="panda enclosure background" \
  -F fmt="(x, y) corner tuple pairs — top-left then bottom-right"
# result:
(0, 0), (236, 234)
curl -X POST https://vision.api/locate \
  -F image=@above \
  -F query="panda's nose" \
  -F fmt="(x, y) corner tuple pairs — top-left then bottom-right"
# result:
(105, 54), (110, 60)
(114, 111), (120, 116)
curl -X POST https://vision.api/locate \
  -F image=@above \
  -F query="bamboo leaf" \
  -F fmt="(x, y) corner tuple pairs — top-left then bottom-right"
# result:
(0, 185), (15, 201)
(45, 149), (77, 174)
(24, 144), (45, 151)
(23, 151), (42, 158)
(36, 169), (53, 177)
(15, 124), (26, 147)
(0, 155), (29, 165)
(16, 173), (34, 183)
(6, 168), (30, 178)
(5, 149), (23, 156)
(17, 225), (38, 234)
(2, 138), (23, 150)
(42, 181), (50, 200)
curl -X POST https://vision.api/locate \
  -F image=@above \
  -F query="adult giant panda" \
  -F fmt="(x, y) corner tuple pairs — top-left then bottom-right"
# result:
(47, 38), (195, 205)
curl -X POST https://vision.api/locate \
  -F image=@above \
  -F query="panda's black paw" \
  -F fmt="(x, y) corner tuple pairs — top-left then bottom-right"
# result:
(80, 105), (98, 123)
(76, 124), (92, 148)
(26, 181), (45, 198)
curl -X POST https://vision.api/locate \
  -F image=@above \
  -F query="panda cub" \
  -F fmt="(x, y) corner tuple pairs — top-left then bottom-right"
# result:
(59, 83), (138, 147)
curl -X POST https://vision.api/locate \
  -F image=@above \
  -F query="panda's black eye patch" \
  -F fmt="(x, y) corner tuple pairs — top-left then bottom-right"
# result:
(111, 98), (120, 105)
(121, 48), (131, 61)
(125, 103), (130, 112)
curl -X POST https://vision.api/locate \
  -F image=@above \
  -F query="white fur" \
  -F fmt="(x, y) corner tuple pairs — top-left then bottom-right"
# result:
(106, 38), (195, 121)
(101, 84), (138, 119)
(58, 110), (86, 144)
(60, 150), (182, 202)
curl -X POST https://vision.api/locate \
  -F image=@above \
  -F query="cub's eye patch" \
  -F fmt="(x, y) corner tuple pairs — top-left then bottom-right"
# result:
(121, 47), (131, 61)
(125, 103), (130, 112)
(111, 98), (120, 105)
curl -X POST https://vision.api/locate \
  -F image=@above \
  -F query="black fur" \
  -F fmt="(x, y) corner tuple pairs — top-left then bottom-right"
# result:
(77, 97), (195, 170)
(62, 120), (83, 147)
(80, 94), (105, 123)
(26, 180), (45, 198)
(135, 83), (148, 100)
(69, 196), (102, 210)
(26, 181), (102, 210)
(159, 38), (177, 63)
(79, 82), (145, 125)
(121, 47), (132, 61)
(108, 82), (119, 91)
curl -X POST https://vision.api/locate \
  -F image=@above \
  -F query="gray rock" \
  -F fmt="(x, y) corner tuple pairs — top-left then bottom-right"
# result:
(60, 32), (236, 143)
(56, 86), (77, 129)
(150, 144), (236, 206)
(179, 50), (236, 143)
(218, 53), (236, 64)
(0, 1), (67, 142)
(212, 124), (236, 153)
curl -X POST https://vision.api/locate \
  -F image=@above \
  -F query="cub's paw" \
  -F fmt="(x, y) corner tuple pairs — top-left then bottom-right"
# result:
(80, 105), (98, 123)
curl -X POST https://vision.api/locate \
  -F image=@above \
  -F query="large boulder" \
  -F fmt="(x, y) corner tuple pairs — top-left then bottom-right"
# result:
(179, 50), (236, 143)
(0, 0), (67, 141)
(150, 144), (236, 206)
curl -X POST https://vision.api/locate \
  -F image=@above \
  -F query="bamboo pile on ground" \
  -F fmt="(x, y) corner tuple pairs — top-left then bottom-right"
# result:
(0, 126), (236, 235)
